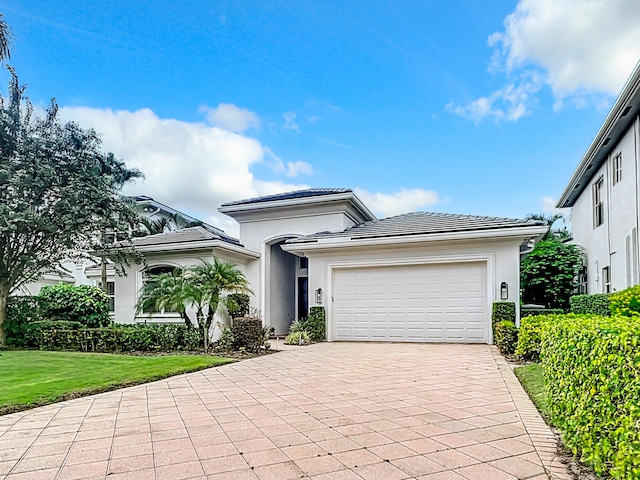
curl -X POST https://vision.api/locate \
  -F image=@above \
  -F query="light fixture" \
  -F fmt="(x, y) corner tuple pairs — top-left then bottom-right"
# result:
(500, 282), (508, 300)
(315, 288), (323, 304)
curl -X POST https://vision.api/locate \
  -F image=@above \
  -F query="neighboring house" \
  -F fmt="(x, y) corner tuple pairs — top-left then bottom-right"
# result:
(557, 61), (640, 294)
(108, 188), (544, 345)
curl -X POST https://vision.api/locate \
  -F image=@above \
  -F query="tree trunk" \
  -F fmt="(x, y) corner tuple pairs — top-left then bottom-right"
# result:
(203, 325), (209, 353)
(0, 290), (8, 347)
(100, 257), (107, 293)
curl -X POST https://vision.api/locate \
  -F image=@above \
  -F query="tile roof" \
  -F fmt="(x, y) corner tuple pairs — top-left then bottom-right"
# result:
(221, 188), (352, 207)
(131, 226), (240, 247)
(287, 211), (545, 243)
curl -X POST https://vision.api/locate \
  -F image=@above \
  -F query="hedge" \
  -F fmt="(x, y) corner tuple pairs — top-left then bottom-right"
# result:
(491, 302), (515, 324)
(514, 313), (590, 360)
(493, 320), (518, 355)
(542, 316), (640, 479)
(39, 284), (111, 328)
(571, 294), (611, 316)
(521, 307), (565, 318)
(610, 285), (640, 317)
(232, 317), (265, 351)
(26, 323), (201, 352)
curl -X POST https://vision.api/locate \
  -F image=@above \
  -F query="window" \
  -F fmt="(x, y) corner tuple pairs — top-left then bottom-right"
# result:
(98, 281), (115, 312)
(299, 257), (308, 269)
(593, 177), (604, 228)
(612, 153), (622, 185)
(602, 266), (611, 293)
(141, 266), (181, 314)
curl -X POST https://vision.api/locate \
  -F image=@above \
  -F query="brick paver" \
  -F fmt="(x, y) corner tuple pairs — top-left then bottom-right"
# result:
(0, 343), (570, 479)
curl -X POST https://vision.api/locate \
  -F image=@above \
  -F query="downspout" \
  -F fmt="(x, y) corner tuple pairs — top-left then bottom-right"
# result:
(606, 153), (613, 289)
(635, 115), (640, 284)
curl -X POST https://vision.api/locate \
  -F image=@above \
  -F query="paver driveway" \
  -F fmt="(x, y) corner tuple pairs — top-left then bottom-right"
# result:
(0, 343), (570, 480)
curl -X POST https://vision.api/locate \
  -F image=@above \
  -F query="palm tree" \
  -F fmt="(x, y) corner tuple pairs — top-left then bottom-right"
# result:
(0, 13), (13, 62)
(526, 213), (569, 240)
(135, 258), (251, 351)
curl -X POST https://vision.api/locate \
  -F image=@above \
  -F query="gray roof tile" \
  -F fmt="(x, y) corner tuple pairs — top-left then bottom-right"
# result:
(221, 188), (352, 207)
(287, 212), (544, 243)
(131, 226), (240, 247)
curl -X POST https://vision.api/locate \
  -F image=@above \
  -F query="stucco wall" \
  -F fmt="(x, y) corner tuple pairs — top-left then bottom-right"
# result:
(304, 237), (522, 342)
(571, 116), (640, 293)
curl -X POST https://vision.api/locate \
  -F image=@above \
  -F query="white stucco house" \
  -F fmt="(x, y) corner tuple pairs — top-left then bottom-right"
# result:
(557, 61), (640, 294)
(110, 188), (545, 344)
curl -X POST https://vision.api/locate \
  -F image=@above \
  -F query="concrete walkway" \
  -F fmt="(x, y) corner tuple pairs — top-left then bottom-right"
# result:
(0, 343), (570, 480)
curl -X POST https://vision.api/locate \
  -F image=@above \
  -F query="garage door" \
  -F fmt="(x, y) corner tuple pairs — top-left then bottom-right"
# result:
(333, 262), (488, 343)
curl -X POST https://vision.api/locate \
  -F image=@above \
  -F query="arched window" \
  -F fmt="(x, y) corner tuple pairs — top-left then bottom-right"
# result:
(141, 265), (182, 314)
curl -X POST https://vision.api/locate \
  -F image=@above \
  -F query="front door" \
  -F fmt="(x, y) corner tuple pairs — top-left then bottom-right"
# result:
(298, 277), (308, 319)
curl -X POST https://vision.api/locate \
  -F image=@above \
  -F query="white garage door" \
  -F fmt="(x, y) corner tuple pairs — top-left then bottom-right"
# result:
(333, 262), (488, 343)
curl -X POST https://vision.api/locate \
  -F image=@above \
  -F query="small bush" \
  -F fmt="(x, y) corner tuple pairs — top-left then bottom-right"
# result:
(232, 317), (264, 351)
(492, 302), (515, 324)
(609, 285), (640, 317)
(542, 315), (640, 479)
(4, 296), (44, 347)
(515, 314), (561, 360)
(493, 321), (518, 355)
(306, 307), (326, 341)
(521, 308), (565, 318)
(39, 284), (111, 328)
(227, 293), (250, 319)
(570, 294), (611, 316)
(285, 331), (310, 345)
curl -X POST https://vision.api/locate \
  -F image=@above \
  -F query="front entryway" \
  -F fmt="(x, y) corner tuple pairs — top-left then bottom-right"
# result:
(332, 261), (488, 343)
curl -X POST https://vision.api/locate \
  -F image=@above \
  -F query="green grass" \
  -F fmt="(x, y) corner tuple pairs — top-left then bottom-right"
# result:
(0, 350), (233, 414)
(514, 363), (551, 421)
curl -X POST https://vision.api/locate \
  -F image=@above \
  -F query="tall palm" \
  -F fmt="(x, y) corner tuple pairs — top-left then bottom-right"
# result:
(0, 13), (13, 62)
(526, 213), (568, 240)
(193, 258), (252, 349)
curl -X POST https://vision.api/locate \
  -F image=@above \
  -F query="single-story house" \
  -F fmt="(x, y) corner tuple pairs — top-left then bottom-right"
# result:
(112, 188), (545, 344)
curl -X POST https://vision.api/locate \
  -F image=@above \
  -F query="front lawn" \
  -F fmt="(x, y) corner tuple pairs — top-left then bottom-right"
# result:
(513, 363), (550, 421)
(0, 350), (233, 414)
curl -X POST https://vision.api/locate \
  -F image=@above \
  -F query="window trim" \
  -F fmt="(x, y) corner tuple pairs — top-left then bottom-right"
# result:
(593, 176), (604, 228)
(612, 152), (622, 185)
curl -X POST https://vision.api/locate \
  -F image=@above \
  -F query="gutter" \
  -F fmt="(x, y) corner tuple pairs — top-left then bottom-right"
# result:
(282, 225), (548, 253)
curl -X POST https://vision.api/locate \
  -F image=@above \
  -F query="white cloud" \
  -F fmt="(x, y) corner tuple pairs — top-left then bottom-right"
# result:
(282, 111), (300, 131)
(199, 103), (260, 133)
(264, 148), (314, 177)
(450, 0), (640, 122)
(59, 106), (308, 235)
(354, 188), (440, 217)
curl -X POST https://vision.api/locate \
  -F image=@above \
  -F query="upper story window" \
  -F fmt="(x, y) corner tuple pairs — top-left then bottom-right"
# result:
(602, 266), (611, 293)
(299, 257), (308, 269)
(612, 153), (622, 185)
(593, 177), (604, 228)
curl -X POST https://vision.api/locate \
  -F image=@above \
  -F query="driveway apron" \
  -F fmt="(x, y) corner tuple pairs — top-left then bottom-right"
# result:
(0, 343), (570, 480)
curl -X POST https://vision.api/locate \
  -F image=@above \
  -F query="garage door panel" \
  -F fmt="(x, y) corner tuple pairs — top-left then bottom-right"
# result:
(334, 262), (488, 343)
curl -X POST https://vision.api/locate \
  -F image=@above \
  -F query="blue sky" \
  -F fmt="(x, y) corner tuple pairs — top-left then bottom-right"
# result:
(3, 0), (640, 234)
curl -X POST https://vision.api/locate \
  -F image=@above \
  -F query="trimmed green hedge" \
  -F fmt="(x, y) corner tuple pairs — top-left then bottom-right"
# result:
(542, 316), (640, 479)
(227, 293), (250, 318)
(232, 317), (264, 351)
(494, 320), (518, 355)
(570, 294), (611, 316)
(491, 302), (515, 324)
(521, 307), (565, 318)
(26, 323), (201, 352)
(39, 284), (111, 328)
(610, 285), (640, 317)
(514, 313), (583, 360)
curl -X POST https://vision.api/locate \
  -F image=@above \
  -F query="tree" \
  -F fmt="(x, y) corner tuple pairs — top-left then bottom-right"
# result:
(525, 213), (570, 240)
(134, 213), (203, 237)
(520, 239), (584, 310)
(0, 69), (142, 345)
(136, 258), (251, 351)
(0, 13), (13, 62)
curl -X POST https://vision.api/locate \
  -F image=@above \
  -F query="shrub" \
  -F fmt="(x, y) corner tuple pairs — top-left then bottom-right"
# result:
(232, 317), (264, 351)
(493, 321), (518, 355)
(25, 323), (201, 352)
(39, 284), (111, 328)
(521, 308), (565, 318)
(514, 313), (573, 360)
(542, 315), (640, 479)
(492, 302), (515, 324)
(610, 285), (640, 317)
(227, 293), (250, 319)
(4, 296), (44, 347)
(306, 307), (326, 341)
(570, 294), (611, 316)
(285, 331), (310, 345)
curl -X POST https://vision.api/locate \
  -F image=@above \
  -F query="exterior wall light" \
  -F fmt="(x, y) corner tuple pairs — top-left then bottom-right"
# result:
(315, 288), (323, 304)
(500, 282), (509, 300)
